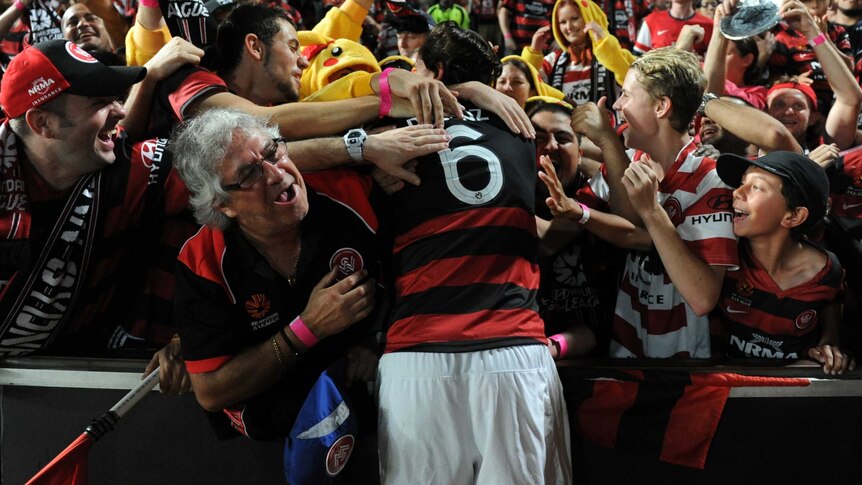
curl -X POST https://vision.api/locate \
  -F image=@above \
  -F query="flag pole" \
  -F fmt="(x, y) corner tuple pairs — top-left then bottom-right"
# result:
(85, 367), (160, 441)
(26, 367), (161, 484)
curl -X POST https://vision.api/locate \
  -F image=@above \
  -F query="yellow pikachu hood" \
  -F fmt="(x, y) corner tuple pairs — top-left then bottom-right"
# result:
(298, 30), (380, 101)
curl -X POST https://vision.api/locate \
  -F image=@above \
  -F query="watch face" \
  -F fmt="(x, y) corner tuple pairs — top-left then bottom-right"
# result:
(349, 132), (361, 139)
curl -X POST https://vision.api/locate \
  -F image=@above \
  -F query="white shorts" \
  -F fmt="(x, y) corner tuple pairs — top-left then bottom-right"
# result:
(377, 344), (572, 485)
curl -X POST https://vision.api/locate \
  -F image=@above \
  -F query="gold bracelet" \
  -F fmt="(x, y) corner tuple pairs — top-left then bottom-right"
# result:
(271, 335), (287, 367)
(280, 327), (302, 358)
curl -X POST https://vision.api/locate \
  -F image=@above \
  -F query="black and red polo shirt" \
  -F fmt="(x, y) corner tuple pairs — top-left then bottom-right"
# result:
(176, 187), (381, 439)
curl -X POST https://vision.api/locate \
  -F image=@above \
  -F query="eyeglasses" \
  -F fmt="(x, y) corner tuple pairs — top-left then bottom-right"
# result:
(221, 137), (287, 191)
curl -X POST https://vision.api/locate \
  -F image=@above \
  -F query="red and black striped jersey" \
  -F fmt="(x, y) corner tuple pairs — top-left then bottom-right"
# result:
(500, 0), (555, 50)
(150, 65), (229, 138)
(597, 0), (647, 52)
(384, 105), (545, 353)
(0, 20), (28, 60)
(833, 17), (862, 85)
(716, 242), (844, 359)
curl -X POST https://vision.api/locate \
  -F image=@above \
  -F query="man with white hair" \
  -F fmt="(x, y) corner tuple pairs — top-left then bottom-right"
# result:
(171, 109), (382, 483)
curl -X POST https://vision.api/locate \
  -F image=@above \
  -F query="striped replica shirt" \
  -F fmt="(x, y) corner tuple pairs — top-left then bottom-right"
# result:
(597, 0), (647, 52)
(717, 243), (844, 360)
(385, 105), (545, 353)
(540, 48), (615, 105)
(833, 17), (862, 88)
(150, 65), (230, 138)
(606, 141), (738, 358)
(500, 0), (555, 50)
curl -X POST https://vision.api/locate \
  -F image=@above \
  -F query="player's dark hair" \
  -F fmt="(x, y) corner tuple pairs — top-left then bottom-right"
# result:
(418, 21), (501, 85)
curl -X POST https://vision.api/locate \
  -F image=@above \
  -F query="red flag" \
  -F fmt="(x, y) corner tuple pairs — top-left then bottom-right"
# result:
(26, 433), (92, 485)
(576, 371), (809, 469)
(24, 368), (160, 485)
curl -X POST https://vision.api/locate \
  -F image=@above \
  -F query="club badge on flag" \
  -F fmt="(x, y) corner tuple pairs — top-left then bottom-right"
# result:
(284, 362), (358, 484)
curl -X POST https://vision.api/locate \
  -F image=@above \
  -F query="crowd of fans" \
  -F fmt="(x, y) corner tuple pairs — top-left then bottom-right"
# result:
(1, 0), (861, 482)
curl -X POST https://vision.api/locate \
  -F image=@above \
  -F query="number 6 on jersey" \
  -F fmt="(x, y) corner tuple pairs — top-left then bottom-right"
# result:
(439, 125), (503, 205)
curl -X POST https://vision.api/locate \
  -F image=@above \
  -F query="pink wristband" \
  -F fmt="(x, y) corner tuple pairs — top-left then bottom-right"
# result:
(12, 0), (25, 11)
(808, 32), (827, 48)
(139, 0), (159, 8)
(549, 334), (569, 359)
(576, 202), (591, 225)
(289, 316), (319, 348)
(378, 67), (393, 118)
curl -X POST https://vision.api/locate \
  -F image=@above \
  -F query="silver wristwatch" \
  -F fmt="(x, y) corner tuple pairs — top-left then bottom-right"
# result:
(698, 92), (718, 115)
(343, 128), (367, 162)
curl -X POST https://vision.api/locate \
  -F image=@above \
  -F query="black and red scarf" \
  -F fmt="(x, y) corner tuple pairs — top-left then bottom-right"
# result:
(0, 122), (100, 356)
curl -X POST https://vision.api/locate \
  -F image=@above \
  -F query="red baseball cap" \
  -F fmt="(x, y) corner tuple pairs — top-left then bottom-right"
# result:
(0, 40), (145, 119)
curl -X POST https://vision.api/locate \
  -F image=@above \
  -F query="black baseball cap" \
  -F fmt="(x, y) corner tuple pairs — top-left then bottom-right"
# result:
(386, 6), (435, 34)
(204, 0), (236, 16)
(716, 150), (830, 223)
(0, 40), (145, 118)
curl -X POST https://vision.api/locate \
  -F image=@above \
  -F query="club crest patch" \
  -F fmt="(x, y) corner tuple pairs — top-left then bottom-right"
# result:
(663, 197), (684, 225)
(325, 434), (354, 476)
(329, 248), (363, 281)
(795, 309), (817, 330)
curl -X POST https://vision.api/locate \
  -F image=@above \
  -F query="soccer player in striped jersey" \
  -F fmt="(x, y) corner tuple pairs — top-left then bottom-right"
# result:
(376, 21), (573, 485)
(715, 150), (855, 375)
